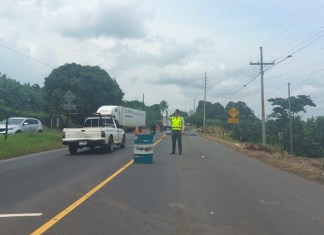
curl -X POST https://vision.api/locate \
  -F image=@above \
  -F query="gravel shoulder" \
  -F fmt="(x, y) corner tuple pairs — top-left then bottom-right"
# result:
(202, 133), (324, 185)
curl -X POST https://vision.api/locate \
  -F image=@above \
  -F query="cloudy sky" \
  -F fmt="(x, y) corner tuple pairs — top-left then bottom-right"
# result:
(0, 0), (324, 117)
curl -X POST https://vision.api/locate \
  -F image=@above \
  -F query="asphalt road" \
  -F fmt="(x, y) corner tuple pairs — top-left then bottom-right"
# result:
(1, 131), (324, 235)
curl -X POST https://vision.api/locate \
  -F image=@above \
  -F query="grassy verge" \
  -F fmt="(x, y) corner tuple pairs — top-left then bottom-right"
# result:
(0, 129), (64, 160)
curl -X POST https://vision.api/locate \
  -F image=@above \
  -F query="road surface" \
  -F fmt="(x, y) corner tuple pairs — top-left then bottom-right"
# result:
(1, 132), (324, 234)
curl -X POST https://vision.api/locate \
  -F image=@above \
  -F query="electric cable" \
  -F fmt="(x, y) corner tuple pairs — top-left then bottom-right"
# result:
(0, 43), (55, 69)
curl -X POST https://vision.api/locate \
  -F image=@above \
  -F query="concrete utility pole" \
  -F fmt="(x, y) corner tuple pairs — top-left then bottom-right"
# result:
(250, 47), (274, 145)
(203, 73), (207, 132)
(288, 83), (293, 155)
(142, 93), (145, 106)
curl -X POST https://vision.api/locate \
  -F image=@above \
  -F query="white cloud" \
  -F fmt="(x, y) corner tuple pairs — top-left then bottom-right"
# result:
(50, 0), (151, 39)
(0, 0), (323, 117)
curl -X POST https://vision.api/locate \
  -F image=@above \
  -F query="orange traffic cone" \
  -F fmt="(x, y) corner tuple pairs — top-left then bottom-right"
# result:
(162, 132), (166, 139)
(134, 126), (139, 134)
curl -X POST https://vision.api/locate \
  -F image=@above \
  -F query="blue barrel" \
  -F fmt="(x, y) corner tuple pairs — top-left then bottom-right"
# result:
(134, 134), (153, 163)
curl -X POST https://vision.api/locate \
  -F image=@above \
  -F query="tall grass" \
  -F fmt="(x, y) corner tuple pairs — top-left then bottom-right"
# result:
(0, 129), (64, 160)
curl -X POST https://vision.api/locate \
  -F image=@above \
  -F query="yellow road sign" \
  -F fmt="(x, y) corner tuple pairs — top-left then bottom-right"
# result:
(228, 107), (239, 118)
(227, 117), (240, 124)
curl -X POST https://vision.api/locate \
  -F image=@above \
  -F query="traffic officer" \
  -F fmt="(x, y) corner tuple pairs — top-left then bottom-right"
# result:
(170, 109), (185, 155)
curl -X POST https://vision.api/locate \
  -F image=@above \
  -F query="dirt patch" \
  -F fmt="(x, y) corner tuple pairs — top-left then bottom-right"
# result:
(202, 133), (324, 185)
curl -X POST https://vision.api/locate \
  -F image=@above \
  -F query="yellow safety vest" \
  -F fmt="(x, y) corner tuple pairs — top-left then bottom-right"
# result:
(171, 116), (182, 131)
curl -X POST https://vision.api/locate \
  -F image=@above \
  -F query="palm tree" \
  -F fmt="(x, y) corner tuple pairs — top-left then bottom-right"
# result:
(160, 100), (169, 117)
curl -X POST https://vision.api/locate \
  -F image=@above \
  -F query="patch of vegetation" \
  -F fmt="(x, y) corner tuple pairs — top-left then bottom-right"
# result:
(0, 129), (63, 160)
(244, 143), (276, 154)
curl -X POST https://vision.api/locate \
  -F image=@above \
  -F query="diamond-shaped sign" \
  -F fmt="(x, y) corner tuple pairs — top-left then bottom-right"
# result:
(228, 107), (239, 118)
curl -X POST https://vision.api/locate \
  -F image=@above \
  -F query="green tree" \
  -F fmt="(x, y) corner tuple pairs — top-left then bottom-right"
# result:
(0, 73), (43, 113)
(0, 73), (26, 109)
(300, 117), (323, 157)
(267, 95), (318, 156)
(122, 100), (145, 110)
(23, 83), (43, 112)
(160, 100), (169, 116)
(210, 102), (225, 120)
(146, 104), (162, 126)
(268, 95), (316, 120)
(43, 63), (124, 115)
(224, 101), (260, 142)
(196, 101), (213, 118)
(225, 101), (256, 119)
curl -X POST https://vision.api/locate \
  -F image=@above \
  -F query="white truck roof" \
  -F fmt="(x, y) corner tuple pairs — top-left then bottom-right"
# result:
(97, 105), (118, 115)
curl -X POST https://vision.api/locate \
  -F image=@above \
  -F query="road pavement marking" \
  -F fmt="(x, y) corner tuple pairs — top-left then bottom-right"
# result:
(153, 138), (163, 146)
(0, 213), (42, 218)
(31, 159), (134, 235)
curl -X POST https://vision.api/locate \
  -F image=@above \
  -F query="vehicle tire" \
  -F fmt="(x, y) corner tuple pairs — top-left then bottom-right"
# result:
(69, 145), (78, 154)
(120, 135), (126, 148)
(37, 130), (43, 133)
(107, 137), (114, 153)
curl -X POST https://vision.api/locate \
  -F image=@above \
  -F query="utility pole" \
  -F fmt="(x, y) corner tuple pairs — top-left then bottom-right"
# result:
(288, 83), (293, 155)
(203, 73), (207, 132)
(250, 47), (274, 145)
(194, 97), (196, 114)
(142, 93), (145, 107)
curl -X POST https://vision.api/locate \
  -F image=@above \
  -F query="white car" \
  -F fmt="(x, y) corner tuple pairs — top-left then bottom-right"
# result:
(0, 117), (43, 135)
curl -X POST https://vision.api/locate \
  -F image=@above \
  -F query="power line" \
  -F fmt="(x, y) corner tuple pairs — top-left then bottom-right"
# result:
(265, 0), (320, 51)
(243, 72), (260, 87)
(266, 0), (321, 57)
(0, 43), (55, 69)
(263, 55), (293, 73)
(290, 33), (324, 56)
(272, 25), (324, 62)
(279, 5), (324, 47)
(263, 0), (315, 48)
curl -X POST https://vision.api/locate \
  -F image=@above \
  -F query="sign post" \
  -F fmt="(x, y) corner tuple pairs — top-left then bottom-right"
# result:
(227, 107), (240, 140)
(63, 90), (76, 113)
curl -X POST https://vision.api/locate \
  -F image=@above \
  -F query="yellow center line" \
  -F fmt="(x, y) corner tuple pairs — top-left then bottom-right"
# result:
(153, 138), (163, 146)
(31, 136), (164, 234)
(31, 159), (134, 235)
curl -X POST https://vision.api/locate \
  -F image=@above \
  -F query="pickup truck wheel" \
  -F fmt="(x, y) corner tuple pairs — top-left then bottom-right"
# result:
(69, 145), (78, 154)
(120, 135), (126, 148)
(107, 137), (114, 153)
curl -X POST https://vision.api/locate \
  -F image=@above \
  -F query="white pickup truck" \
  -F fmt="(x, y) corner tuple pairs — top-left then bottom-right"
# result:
(62, 115), (126, 154)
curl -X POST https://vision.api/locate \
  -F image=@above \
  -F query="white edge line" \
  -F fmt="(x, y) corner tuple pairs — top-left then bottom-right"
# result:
(0, 213), (43, 218)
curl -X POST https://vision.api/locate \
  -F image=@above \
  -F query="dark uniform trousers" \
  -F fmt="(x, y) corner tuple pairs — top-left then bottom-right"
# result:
(171, 130), (182, 154)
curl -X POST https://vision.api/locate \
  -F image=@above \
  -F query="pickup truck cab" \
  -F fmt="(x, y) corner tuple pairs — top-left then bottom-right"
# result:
(62, 115), (126, 154)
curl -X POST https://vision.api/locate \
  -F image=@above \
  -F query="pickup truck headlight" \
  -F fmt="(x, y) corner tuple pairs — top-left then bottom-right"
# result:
(62, 132), (65, 138)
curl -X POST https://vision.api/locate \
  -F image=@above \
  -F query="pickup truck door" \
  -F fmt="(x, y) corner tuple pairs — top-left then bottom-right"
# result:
(103, 118), (120, 143)
(113, 119), (121, 142)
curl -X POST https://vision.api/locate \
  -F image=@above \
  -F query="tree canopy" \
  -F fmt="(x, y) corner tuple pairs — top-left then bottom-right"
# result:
(268, 95), (316, 120)
(160, 100), (169, 116)
(43, 63), (124, 114)
(0, 73), (43, 114)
